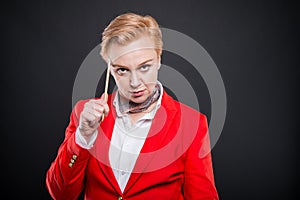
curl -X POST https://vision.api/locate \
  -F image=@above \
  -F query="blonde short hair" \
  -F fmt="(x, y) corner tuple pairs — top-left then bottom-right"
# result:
(100, 12), (163, 62)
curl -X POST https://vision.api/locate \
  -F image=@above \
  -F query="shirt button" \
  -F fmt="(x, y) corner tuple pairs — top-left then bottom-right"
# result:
(121, 171), (125, 175)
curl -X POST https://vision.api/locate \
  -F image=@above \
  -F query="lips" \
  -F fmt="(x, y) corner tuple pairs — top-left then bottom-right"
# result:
(131, 89), (145, 97)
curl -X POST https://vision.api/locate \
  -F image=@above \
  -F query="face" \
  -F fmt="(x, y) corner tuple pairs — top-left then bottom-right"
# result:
(107, 36), (161, 104)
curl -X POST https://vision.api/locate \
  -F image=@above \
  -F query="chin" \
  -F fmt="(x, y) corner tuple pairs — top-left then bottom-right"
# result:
(130, 95), (148, 104)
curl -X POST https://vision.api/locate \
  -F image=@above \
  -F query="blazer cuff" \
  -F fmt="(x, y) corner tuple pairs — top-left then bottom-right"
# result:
(75, 128), (98, 149)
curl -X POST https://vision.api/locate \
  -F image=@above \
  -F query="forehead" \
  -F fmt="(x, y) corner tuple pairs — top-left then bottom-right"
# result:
(107, 36), (157, 63)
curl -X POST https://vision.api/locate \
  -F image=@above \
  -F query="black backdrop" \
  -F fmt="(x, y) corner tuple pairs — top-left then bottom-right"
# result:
(1, 0), (299, 199)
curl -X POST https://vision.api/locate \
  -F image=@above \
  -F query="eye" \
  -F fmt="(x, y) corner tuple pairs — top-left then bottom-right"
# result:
(116, 68), (128, 75)
(139, 64), (151, 72)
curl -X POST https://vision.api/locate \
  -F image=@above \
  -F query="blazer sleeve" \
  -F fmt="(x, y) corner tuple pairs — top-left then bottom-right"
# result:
(183, 114), (219, 200)
(46, 100), (92, 200)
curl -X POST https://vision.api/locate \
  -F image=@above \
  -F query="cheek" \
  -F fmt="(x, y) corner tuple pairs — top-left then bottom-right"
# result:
(114, 76), (128, 89)
(141, 72), (158, 84)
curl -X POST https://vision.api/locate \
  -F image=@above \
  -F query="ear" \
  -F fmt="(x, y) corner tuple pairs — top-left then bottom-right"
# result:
(157, 56), (161, 70)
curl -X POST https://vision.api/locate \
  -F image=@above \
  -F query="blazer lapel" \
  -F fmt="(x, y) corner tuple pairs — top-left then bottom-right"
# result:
(89, 93), (123, 194)
(123, 91), (178, 194)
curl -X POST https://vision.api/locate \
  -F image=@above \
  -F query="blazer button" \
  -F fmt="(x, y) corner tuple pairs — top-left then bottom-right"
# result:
(118, 196), (123, 200)
(72, 154), (77, 160)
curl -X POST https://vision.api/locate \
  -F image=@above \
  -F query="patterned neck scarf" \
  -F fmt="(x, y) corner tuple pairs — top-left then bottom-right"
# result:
(119, 84), (161, 114)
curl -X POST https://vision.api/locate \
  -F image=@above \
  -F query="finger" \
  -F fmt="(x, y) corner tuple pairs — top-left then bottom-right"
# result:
(94, 99), (106, 106)
(85, 101), (104, 113)
(86, 107), (103, 119)
(85, 99), (103, 110)
(103, 103), (110, 116)
(100, 93), (105, 100)
(93, 100), (110, 116)
(88, 104), (105, 115)
(100, 93), (108, 101)
(89, 118), (100, 128)
(81, 111), (97, 123)
(96, 104), (109, 117)
(82, 112), (100, 128)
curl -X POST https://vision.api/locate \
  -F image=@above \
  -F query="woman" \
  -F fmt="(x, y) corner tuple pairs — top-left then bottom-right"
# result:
(46, 12), (219, 200)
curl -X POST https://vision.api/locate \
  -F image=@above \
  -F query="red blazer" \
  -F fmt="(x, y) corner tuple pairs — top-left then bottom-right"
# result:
(46, 90), (219, 200)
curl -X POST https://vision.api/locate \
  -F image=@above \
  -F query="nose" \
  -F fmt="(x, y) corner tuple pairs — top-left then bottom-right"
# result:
(130, 71), (141, 88)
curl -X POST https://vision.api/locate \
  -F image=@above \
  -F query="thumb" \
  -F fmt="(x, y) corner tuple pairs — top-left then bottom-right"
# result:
(100, 93), (108, 101)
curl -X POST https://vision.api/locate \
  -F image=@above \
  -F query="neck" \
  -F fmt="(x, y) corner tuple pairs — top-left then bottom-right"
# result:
(118, 83), (161, 114)
(128, 101), (157, 125)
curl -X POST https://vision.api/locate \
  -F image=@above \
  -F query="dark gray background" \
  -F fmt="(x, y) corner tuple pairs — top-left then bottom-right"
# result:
(1, 0), (299, 199)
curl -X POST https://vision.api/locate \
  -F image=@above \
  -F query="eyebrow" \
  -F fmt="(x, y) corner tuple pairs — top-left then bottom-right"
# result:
(111, 59), (154, 68)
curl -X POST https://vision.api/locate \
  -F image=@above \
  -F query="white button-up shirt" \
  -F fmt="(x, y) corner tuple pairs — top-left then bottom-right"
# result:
(76, 82), (163, 192)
